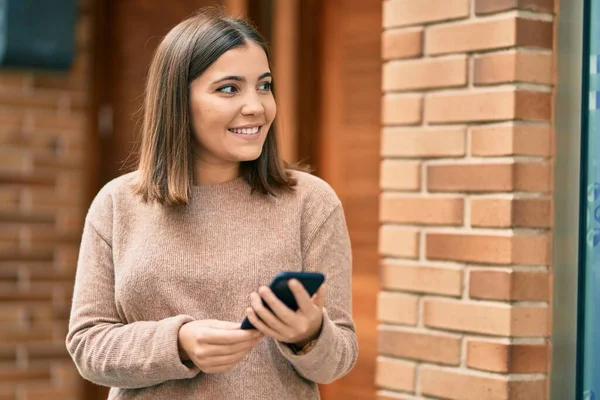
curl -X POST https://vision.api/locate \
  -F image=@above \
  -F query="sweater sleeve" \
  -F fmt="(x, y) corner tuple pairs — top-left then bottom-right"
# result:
(276, 204), (358, 384)
(66, 219), (201, 389)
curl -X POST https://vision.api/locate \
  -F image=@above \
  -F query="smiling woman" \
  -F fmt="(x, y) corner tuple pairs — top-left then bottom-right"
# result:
(133, 10), (294, 205)
(65, 7), (357, 400)
(190, 44), (275, 181)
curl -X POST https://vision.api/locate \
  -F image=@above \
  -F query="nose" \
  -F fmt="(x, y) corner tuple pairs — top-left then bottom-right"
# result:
(241, 91), (265, 116)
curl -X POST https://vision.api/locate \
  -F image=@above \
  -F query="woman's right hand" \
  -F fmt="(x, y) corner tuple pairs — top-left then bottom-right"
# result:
(178, 320), (262, 373)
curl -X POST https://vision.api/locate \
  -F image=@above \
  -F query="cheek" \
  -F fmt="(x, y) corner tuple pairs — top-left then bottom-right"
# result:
(191, 100), (229, 137)
(265, 96), (277, 122)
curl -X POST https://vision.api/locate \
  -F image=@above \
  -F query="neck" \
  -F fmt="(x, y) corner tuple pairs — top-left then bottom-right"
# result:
(193, 159), (240, 186)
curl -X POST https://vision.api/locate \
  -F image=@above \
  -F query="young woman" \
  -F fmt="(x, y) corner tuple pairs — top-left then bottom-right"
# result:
(66, 8), (357, 400)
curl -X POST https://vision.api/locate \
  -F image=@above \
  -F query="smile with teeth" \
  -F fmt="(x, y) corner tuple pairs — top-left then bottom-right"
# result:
(228, 126), (261, 135)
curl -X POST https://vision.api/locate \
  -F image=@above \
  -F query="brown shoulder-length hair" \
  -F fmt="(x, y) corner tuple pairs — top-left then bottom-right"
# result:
(133, 8), (298, 206)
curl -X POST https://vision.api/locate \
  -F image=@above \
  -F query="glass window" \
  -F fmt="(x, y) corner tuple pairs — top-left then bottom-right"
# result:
(582, 0), (600, 398)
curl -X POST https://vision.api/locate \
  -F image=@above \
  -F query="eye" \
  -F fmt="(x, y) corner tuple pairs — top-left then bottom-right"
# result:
(258, 82), (272, 91)
(217, 85), (238, 94)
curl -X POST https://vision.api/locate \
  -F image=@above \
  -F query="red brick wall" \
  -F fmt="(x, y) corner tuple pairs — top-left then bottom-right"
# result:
(0, 1), (92, 399)
(378, 0), (555, 399)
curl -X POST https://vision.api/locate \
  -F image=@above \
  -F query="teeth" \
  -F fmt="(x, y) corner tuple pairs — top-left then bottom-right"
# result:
(229, 127), (260, 135)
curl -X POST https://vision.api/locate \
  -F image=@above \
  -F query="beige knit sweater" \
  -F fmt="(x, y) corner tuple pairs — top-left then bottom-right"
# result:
(66, 170), (357, 399)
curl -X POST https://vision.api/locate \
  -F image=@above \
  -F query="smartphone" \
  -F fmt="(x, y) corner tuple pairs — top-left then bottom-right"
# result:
(240, 271), (325, 330)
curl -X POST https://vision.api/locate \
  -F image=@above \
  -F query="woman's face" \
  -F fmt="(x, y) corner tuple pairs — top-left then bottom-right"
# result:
(189, 41), (275, 167)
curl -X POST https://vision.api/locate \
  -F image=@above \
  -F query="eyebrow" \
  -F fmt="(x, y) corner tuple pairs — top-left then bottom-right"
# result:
(212, 72), (272, 84)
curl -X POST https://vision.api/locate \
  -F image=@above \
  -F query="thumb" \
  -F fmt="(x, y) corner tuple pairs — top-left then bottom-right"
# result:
(312, 284), (327, 309)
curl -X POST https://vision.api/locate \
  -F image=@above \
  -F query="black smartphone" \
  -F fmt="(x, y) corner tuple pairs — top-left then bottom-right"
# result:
(240, 271), (325, 330)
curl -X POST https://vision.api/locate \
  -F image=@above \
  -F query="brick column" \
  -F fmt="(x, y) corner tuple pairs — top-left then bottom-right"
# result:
(1, 0), (92, 398)
(378, 1), (555, 399)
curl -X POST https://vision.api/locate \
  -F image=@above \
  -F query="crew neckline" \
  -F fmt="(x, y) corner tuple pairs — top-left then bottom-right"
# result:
(190, 176), (248, 193)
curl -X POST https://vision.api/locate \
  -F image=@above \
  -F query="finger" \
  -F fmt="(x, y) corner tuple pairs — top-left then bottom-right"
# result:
(197, 346), (255, 370)
(250, 292), (293, 336)
(199, 337), (260, 357)
(200, 328), (261, 345)
(202, 320), (242, 330)
(258, 286), (296, 324)
(311, 283), (327, 309)
(288, 279), (314, 312)
(247, 308), (286, 342)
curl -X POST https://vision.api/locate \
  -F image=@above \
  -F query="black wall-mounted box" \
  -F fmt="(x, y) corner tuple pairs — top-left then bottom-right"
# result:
(0, 0), (77, 71)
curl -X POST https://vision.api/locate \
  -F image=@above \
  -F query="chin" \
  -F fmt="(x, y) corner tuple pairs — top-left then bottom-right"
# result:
(233, 149), (263, 162)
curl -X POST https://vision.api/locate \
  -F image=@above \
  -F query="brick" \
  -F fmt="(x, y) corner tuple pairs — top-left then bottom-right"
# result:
(514, 163), (552, 192)
(467, 339), (548, 373)
(382, 95), (422, 126)
(378, 291), (418, 325)
(0, 72), (31, 89)
(0, 367), (51, 382)
(381, 262), (462, 296)
(476, 0), (555, 15)
(511, 306), (550, 336)
(0, 112), (23, 131)
(469, 269), (549, 301)
(0, 328), (53, 344)
(426, 233), (549, 265)
(380, 194), (464, 225)
(428, 162), (551, 193)
(379, 325), (461, 365)
(0, 305), (22, 322)
(54, 245), (80, 269)
(471, 197), (552, 228)
(33, 74), (86, 92)
(420, 366), (546, 400)
(381, 127), (466, 157)
(474, 50), (553, 85)
(376, 357), (416, 392)
(426, 16), (553, 55)
(380, 160), (421, 191)
(0, 389), (13, 400)
(26, 343), (70, 360)
(0, 187), (20, 212)
(0, 91), (65, 110)
(50, 363), (81, 385)
(17, 385), (79, 400)
(31, 113), (86, 132)
(0, 151), (31, 174)
(426, 89), (552, 123)
(379, 226), (419, 258)
(383, 56), (467, 91)
(428, 163), (511, 192)
(383, 0), (469, 28)
(470, 123), (552, 157)
(424, 299), (548, 336)
(382, 28), (423, 60)
(0, 345), (16, 362)
(0, 286), (54, 303)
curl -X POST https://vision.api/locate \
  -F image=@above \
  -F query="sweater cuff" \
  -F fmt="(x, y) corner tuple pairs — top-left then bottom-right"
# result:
(156, 315), (201, 379)
(276, 310), (336, 368)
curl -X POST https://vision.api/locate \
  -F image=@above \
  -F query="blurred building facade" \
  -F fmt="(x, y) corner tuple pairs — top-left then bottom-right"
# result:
(0, 0), (592, 399)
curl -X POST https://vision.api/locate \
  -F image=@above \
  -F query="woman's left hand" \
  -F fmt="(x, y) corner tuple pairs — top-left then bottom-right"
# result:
(246, 279), (326, 347)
